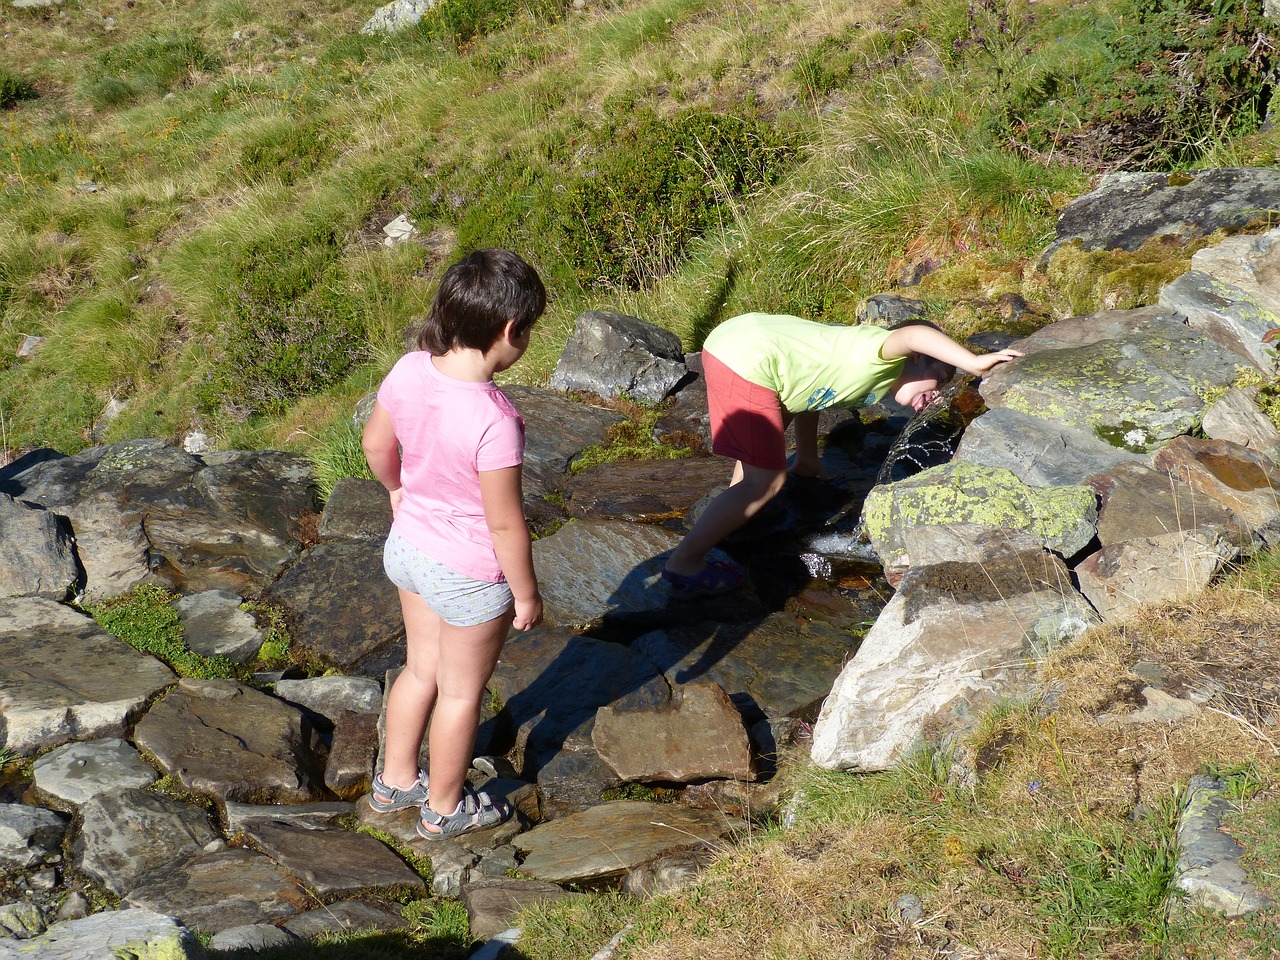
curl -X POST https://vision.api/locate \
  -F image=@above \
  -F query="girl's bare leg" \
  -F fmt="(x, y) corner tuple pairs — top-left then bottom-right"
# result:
(421, 607), (513, 829)
(664, 462), (787, 577)
(380, 589), (444, 790)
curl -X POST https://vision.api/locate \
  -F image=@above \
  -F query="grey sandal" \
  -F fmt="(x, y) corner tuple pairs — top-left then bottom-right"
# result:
(369, 770), (429, 813)
(416, 784), (510, 841)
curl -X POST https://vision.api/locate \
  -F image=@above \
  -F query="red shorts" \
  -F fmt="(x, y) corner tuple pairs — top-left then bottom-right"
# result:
(703, 351), (787, 471)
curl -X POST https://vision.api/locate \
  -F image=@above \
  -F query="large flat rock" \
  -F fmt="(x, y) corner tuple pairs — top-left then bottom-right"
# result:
(0, 909), (202, 960)
(133, 679), (326, 804)
(564, 457), (727, 523)
(238, 819), (425, 899)
(32, 738), (158, 808)
(0, 598), (175, 755)
(513, 800), (743, 886)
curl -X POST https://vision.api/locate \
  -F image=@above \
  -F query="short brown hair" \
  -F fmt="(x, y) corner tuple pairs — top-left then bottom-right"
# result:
(418, 249), (546, 355)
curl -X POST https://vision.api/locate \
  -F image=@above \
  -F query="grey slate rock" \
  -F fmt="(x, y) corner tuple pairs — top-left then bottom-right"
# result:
(207, 923), (298, 951)
(1200, 387), (1280, 458)
(273, 676), (383, 721)
(0, 901), (45, 939)
(223, 801), (356, 837)
(172, 590), (266, 664)
(360, 0), (436, 33)
(317, 477), (392, 542)
(0, 494), (77, 601)
(550, 310), (688, 404)
(32, 738), (158, 808)
(462, 878), (579, 941)
(1176, 775), (1275, 916)
(0, 908), (201, 960)
(0, 804), (68, 876)
(283, 900), (407, 938)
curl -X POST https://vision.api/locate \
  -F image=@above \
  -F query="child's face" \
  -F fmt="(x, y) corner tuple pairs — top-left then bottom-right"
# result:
(893, 374), (941, 413)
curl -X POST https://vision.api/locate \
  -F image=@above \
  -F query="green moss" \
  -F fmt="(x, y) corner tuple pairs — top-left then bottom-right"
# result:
(88, 584), (237, 680)
(1042, 242), (1193, 317)
(568, 401), (692, 474)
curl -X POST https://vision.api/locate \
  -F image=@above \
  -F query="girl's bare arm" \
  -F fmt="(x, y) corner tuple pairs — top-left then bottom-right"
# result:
(881, 325), (1021, 375)
(479, 465), (542, 631)
(361, 402), (404, 517)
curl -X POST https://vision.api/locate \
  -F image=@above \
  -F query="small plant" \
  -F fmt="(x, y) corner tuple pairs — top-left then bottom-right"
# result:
(568, 398), (692, 474)
(241, 600), (293, 669)
(88, 584), (236, 680)
(307, 422), (376, 502)
(0, 70), (37, 109)
(81, 33), (221, 109)
(358, 826), (435, 882)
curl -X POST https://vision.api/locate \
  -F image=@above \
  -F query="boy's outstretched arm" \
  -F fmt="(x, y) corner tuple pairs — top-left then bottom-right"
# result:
(881, 325), (1022, 375)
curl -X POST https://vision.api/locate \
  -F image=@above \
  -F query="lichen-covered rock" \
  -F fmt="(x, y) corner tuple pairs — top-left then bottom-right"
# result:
(0, 908), (202, 960)
(861, 462), (1098, 580)
(1200, 387), (1280, 458)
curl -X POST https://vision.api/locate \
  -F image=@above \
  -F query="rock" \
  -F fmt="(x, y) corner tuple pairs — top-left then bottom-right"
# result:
(633, 612), (858, 724)
(1200, 388), (1280, 458)
(1043, 168), (1280, 262)
(133, 678), (326, 804)
(317, 477), (392, 542)
(593, 681), (752, 783)
(856, 294), (930, 327)
(861, 463), (1098, 580)
(236, 819), (425, 899)
(550, 310), (688, 404)
(0, 442), (318, 601)
(1075, 530), (1238, 621)
(1152, 436), (1280, 543)
(223, 801), (356, 837)
(652, 351), (711, 452)
(1176, 775), (1275, 916)
(502, 385), (625, 499)
(32, 738), (158, 808)
(620, 848), (713, 898)
(564, 457), (728, 523)
(326, 709), (379, 799)
(980, 309), (1242, 453)
(512, 800), (742, 886)
(462, 878), (579, 941)
(532, 519), (756, 628)
(54, 891), (89, 921)
(0, 597), (175, 755)
(0, 805), (67, 876)
(15, 336), (44, 359)
(283, 900), (407, 938)
(274, 676), (383, 721)
(360, 0), (436, 34)
(73, 788), (220, 896)
(266, 541), (405, 676)
(0, 495), (77, 601)
(207, 923), (297, 951)
(954, 407), (1147, 487)
(1159, 226), (1280, 372)
(172, 590), (266, 663)
(484, 629), (669, 811)
(896, 893), (925, 923)
(811, 532), (1098, 771)
(381, 214), (418, 247)
(181, 430), (211, 455)
(1100, 687), (1201, 725)
(1087, 460), (1251, 552)
(0, 908), (201, 960)
(123, 846), (310, 933)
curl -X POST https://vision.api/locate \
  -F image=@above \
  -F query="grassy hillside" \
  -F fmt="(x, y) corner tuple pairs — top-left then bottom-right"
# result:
(3, 0), (1274, 461)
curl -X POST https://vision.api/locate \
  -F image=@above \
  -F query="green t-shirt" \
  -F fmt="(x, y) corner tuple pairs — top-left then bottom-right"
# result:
(703, 313), (905, 413)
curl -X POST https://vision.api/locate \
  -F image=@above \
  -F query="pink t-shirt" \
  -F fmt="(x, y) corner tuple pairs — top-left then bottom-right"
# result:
(376, 351), (525, 582)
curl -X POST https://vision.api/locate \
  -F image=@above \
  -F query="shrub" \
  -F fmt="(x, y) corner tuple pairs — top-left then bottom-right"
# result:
(1001, 0), (1273, 169)
(0, 69), (37, 109)
(198, 228), (371, 418)
(82, 33), (221, 109)
(552, 107), (798, 289)
(238, 120), (335, 185)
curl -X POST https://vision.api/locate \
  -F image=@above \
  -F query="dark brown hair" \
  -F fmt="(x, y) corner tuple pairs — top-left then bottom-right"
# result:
(418, 248), (546, 355)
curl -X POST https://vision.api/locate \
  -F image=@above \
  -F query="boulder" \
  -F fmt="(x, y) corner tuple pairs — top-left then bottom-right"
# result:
(283, 900), (407, 939)
(1151, 436), (1280, 543)
(980, 310), (1243, 452)
(811, 531), (1098, 771)
(0, 902), (45, 939)
(1043, 168), (1280, 261)
(861, 462), (1098, 580)
(133, 678), (326, 804)
(273, 676), (384, 722)
(360, 0), (436, 34)
(0, 597), (175, 755)
(1200, 388), (1280, 458)
(462, 878), (579, 941)
(550, 311), (688, 404)
(1075, 531), (1238, 621)
(223, 801), (355, 836)
(0, 495), (77, 601)
(208, 924), (298, 952)
(592, 681), (752, 783)
(1159, 226), (1280, 371)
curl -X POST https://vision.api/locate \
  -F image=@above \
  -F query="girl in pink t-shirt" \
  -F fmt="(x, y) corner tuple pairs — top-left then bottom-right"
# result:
(362, 249), (545, 840)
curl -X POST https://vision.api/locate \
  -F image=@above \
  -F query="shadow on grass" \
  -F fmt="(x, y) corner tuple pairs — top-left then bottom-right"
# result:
(218, 930), (468, 960)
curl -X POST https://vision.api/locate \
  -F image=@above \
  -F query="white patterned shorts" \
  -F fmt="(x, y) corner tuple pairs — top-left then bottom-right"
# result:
(383, 530), (514, 627)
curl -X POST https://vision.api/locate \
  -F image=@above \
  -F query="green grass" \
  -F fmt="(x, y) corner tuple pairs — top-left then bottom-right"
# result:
(87, 584), (237, 680)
